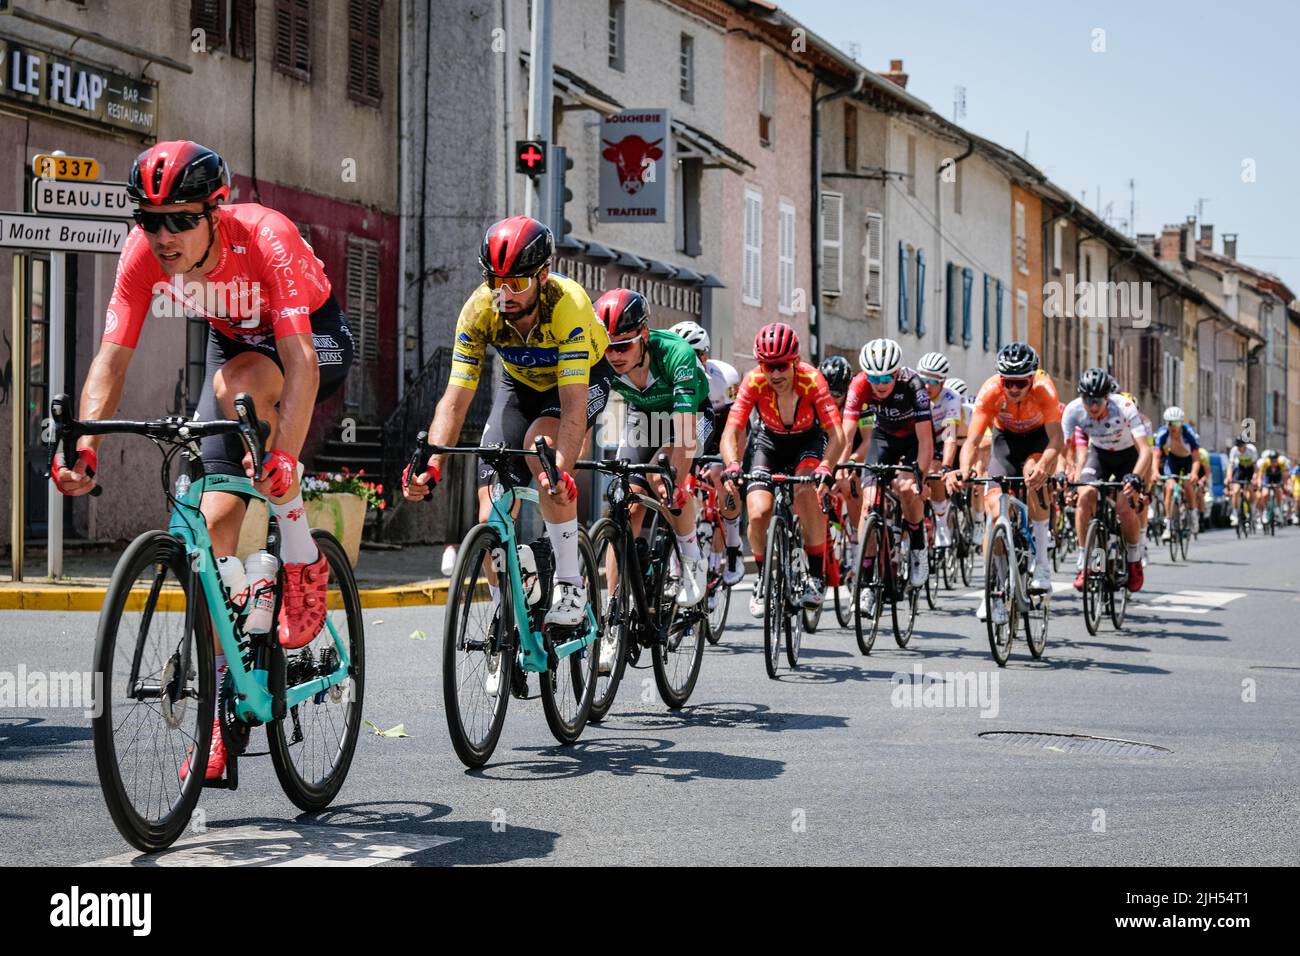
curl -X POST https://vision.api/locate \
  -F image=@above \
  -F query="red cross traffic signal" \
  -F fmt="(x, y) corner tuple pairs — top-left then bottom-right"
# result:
(515, 140), (547, 177)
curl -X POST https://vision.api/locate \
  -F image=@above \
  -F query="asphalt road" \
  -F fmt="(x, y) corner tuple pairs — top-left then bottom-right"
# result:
(2, 525), (1297, 866)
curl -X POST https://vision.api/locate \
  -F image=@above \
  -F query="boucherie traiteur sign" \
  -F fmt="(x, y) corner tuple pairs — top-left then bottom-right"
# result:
(598, 109), (671, 224)
(0, 36), (158, 138)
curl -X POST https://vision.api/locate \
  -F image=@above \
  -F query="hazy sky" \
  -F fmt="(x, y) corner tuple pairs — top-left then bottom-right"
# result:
(781, 0), (1300, 293)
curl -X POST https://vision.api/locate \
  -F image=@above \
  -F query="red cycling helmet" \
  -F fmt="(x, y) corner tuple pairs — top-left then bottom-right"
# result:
(593, 288), (649, 337)
(753, 322), (800, 363)
(127, 140), (230, 206)
(479, 215), (554, 277)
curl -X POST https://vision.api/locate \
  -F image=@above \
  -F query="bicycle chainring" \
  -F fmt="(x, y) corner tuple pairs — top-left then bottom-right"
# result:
(218, 672), (252, 758)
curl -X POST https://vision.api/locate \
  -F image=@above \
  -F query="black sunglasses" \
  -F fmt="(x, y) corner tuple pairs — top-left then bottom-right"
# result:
(132, 209), (206, 234)
(606, 337), (641, 354)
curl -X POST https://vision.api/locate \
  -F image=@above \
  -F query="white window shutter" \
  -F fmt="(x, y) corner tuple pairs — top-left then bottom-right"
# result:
(864, 211), (883, 310)
(820, 191), (843, 297)
(779, 201), (796, 313)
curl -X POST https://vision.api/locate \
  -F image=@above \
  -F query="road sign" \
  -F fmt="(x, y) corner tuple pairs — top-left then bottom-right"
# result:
(32, 179), (132, 219)
(0, 212), (128, 253)
(31, 153), (101, 181)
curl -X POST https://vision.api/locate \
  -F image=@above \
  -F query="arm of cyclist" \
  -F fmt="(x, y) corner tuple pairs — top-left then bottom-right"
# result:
(405, 383), (475, 500)
(914, 417), (934, 477)
(1024, 420), (1064, 490)
(54, 341), (135, 495)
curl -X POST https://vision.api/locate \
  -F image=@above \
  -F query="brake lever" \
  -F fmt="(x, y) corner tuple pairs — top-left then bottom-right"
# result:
(406, 430), (435, 502)
(533, 435), (561, 491)
(45, 393), (103, 497)
(232, 392), (266, 481)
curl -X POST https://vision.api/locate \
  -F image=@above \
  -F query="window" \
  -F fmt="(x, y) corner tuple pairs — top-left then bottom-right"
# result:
(864, 212), (884, 312)
(345, 236), (381, 417)
(915, 249), (926, 337)
(1016, 288), (1029, 343)
(961, 267), (973, 347)
(675, 157), (702, 257)
(274, 0), (312, 80)
(191, 0), (255, 58)
(906, 135), (916, 196)
(1053, 220), (1064, 274)
(843, 103), (857, 171)
(1199, 369), (1213, 420)
(945, 262), (957, 345)
(348, 0), (383, 106)
(778, 200), (796, 315)
(1015, 201), (1028, 274)
(820, 191), (843, 297)
(679, 34), (694, 103)
(608, 0), (625, 71)
(743, 188), (763, 306)
(759, 49), (775, 146)
(897, 242), (910, 333)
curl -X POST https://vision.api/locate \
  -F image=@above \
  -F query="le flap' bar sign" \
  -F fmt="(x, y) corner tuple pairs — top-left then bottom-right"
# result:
(0, 36), (158, 137)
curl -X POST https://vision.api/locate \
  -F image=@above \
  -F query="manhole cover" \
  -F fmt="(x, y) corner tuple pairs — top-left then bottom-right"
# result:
(978, 731), (1171, 757)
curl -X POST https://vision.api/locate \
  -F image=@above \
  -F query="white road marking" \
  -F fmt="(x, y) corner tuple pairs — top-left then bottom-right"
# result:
(86, 824), (458, 867)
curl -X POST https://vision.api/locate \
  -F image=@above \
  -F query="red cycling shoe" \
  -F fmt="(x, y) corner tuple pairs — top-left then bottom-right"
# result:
(1073, 568), (1086, 591)
(1126, 561), (1144, 593)
(278, 551), (329, 648)
(179, 717), (227, 782)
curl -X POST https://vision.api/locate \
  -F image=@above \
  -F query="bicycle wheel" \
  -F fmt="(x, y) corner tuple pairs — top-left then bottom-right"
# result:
(1167, 499), (1179, 562)
(762, 516), (787, 679)
(1025, 592), (1049, 659)
(1080, 521), (1105, 636)
(442, 523), (512, 768)
(787, 536), (806, 669)
(831, 519), (854, 628)
(957, 509), (975, 587)
(893, 584), (919, 648)
(707, 572), (731, 643)
(983, 523), (1015, 666)
(923, 548), (937, 610)
(853, 516), (886, 655)
(587, 518), (627, 723)
(1107, 538), (1129, 631)
(92, 531), (215, 853)
(649, 526), (703, 708)
(267, 530), (366, 812)
(540, 530), (601, 744)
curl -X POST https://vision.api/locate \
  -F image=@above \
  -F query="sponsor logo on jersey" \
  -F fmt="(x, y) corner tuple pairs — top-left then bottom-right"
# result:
(560, 368), (585, 378)
(458, 331), (472, 343)
(105, 309), (119, 335)
(558, 350), (586, 362)
(566, 327), (585, 341)
(453, 353), (479, 366)
(450, 370), (475, 381)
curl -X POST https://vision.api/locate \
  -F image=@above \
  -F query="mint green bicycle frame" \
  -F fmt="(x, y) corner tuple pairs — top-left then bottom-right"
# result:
(171, 472), (352, 724)
(481, 480), (597, 673)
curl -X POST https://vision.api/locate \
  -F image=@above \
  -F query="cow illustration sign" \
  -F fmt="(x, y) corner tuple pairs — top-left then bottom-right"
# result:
(598, 109), (670, 223)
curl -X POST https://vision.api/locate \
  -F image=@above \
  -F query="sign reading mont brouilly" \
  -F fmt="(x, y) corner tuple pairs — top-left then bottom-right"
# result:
(0, 35), (158, 138)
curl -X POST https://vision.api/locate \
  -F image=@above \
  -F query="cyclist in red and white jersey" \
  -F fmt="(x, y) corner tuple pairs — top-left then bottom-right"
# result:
(53, 140), (355, 779)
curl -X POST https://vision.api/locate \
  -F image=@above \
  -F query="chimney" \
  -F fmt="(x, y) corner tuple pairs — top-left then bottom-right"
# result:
(1158, 225), (1181, 262)
(1182, 216), (1197, 263)
(1223, 233), (1238, 260)
(1199, 223), (1213, 250)
(881, 59), (909, 89)
(1136, 233), (1157, 257)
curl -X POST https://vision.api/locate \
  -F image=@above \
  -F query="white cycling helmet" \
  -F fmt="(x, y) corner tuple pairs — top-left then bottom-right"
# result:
(945, 377), (968, 397)
(859, 338), (903, 376)
(917, 351), (950, 376)
(669, 320), (710, 353)
(1162, 405), (1185, 423)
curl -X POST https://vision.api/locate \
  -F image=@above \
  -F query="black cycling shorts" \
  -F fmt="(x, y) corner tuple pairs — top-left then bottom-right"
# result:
(865, 428), (919, 469)
(988, 426), (1050, 480)
(747, 427), (826, 494)
(1231, 465), (1255, 484)
(1081, 444), (1139, 482)
(477, 359), (613, 488)
(615, 399), (714, 490)
(1162, 452), (1194, 478)
(194, 295), (355, 479)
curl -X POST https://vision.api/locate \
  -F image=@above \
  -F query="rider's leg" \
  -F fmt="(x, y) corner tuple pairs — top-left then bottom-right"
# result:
(792, 461), (826, 580)
(927, 473), (951, 545)
(524, 417), (582, 590)
(1074, 486), (1097, 559)
(746, 487), (774, 578)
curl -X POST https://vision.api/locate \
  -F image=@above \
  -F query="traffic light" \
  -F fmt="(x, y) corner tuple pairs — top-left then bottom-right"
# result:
(514, 139), (547, 178)
(551, 146), (575, 241)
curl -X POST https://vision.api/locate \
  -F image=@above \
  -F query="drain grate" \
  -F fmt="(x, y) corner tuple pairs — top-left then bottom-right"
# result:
(979, 731), (1171, 757)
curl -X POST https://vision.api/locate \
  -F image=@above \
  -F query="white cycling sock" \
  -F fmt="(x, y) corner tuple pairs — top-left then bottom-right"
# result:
(545, 519), (582, 586)
(724, 515), (742, 548)
(1126, 541), (1142, 562)
(272, 494), (319, 565)
(677, 531), (701, 562)
(1031, 519), (1049, 567)
(933, 499), (949, 518)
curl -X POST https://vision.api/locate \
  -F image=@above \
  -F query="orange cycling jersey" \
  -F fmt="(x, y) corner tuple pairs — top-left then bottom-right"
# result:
(103, 203), (331, 348)
(726, 361), (842, 436)
(970, 369), (1062, 435)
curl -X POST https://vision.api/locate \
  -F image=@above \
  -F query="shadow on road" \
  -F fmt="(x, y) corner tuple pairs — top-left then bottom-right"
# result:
(473, 735), (785, 784)
(0, 717), (91, 764)
(597, 700), (850, 732)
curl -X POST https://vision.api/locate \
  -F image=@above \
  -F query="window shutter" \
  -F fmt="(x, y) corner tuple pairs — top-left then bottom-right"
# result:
(348, 0), (383, 105)
(191, 0), (227, 50)
(945, 261), (956, 344)
(982, 274), (991, 351)
(778, 201), (796, 314)
(995, 279), (1005, 349)
(275, 0), (312, 80)
(821, 191), (843, 296)
(914, 249), (926, 337)
(897, 242), (909, 333)
(230, 0), (256, 59)
(743, 189), (762, 306)
(864, 212), (883, 311)
(961, 267), (973, 347)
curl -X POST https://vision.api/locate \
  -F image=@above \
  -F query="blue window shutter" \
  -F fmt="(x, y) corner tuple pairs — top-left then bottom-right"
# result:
(996, 279), (1005, 349)
(898, 242), (909, 333)
(915, 249), (926, 337)
(961, 267), (973, 347)
(982, 274), (991, 351)
(945, 262), (956, 345)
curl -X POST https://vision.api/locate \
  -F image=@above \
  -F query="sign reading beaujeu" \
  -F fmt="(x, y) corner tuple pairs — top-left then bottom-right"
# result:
(0, 36), (158, 137)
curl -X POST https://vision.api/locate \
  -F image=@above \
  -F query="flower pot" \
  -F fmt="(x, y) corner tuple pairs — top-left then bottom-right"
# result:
(235, 493), (366, 567)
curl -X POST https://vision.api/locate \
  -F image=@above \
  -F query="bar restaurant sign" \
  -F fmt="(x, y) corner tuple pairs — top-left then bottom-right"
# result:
(0, 36), (158, 138)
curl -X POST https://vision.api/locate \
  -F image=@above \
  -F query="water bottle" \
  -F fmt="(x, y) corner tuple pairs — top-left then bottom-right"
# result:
(517, 544), (542, 605)
(440, 544), (457, 576)
(217, 556), (250, 612)
(243, 550), (281, 634)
